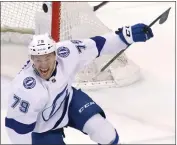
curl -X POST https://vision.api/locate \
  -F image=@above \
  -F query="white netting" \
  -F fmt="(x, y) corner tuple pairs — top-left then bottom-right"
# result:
(1, 2), (141, 88)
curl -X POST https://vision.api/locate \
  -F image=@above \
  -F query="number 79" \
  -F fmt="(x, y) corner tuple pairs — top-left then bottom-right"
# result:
(11, 95), (30, 113)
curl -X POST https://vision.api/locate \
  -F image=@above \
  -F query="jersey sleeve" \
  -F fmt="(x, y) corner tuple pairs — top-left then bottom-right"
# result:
(89, 32), (128, 56)
(56, 32), (127, 77)
(74, 32), (128, 67)
(5, 77), (46, 144)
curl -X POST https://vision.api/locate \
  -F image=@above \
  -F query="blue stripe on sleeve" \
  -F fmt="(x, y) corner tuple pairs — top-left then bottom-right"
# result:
(5, 117), (36, 134)
(90, 36), (106, 57)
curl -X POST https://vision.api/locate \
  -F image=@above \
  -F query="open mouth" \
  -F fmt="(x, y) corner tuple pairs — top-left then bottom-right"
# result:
(40, 68), (49, 75)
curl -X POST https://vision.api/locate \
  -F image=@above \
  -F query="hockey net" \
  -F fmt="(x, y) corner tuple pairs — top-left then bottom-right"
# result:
(1, 2), (141, 89)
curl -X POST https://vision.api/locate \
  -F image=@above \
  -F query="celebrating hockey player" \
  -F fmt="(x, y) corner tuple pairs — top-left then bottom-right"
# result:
(5, 23), (153, 144)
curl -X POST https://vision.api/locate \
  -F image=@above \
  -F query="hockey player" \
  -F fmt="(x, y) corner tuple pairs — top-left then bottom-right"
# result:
(5, 23), (153, 144)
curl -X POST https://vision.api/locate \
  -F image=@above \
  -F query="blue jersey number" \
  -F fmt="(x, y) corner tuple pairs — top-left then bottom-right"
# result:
(11, 95), (30, 113)
(71, 40), (86, 53)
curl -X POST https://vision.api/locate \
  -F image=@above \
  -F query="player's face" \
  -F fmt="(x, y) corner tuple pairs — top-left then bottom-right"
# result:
(31, 52), (56, 80)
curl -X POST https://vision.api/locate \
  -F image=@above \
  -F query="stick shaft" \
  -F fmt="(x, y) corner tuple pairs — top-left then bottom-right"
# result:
(93, 2), (109, 11)
(99, 7), (171, 73)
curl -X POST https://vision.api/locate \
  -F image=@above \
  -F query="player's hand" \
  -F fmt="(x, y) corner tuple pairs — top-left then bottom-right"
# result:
(116, 23), (154, 45)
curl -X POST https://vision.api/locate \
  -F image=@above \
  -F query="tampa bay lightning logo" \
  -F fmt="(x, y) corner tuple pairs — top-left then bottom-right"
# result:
(23, 77), (36, 89)
(57, 46), (70, 58)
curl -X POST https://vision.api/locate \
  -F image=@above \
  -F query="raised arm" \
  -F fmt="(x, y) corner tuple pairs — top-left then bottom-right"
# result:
(56, 23), (153, 75)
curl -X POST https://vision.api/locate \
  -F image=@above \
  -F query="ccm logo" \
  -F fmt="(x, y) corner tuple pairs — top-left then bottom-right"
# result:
(79, 102), (95, 113)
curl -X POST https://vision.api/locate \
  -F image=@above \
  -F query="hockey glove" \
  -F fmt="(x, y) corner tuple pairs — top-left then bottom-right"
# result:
(116, 23), (154, 46)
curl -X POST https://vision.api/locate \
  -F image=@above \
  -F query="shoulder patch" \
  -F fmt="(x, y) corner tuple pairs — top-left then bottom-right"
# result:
(57, 46), (70, 58)
(23, 77), (36, 89)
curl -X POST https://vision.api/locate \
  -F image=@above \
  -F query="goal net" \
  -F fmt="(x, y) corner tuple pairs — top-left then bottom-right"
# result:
(1, 2), (141, 89)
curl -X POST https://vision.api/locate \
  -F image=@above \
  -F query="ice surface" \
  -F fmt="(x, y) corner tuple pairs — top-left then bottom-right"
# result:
(1, 2), (175, 144)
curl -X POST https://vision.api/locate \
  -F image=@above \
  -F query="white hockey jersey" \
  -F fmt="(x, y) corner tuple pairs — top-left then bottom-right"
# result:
(5, 32), (127, 144)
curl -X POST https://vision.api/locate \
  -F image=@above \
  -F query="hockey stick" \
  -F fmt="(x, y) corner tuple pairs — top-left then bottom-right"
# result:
(94, 7), (171, 78)
(93, 2), (109, 11)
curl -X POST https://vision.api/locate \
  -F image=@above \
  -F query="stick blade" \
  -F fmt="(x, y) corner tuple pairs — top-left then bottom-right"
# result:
(159, 7), (171, 24)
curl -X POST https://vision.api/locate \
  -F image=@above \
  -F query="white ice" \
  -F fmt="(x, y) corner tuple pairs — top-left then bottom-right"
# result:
(1, 2), (175, 144)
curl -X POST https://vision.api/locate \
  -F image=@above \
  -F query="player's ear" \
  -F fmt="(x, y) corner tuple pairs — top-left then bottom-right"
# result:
(53, 52), (57, 60)
(29, 55), (34, 61)
(53, 51), (56, 57)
